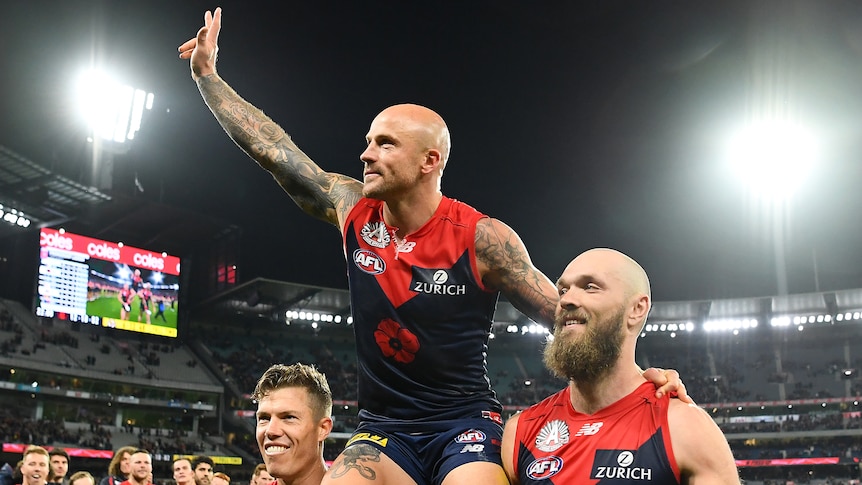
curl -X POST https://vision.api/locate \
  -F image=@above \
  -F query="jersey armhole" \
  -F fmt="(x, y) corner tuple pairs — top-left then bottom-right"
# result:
(342, 198), (372, 259)
(661, 400), (683, 483)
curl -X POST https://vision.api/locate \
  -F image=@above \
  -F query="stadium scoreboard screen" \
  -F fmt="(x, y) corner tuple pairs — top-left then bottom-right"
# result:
(35, 227), (181, 338)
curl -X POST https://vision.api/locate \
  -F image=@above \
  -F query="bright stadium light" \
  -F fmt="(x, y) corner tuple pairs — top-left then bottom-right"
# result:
(726, 118), (821, 296)
(726, 120), (819, 201)
(76, 69), (154, 144)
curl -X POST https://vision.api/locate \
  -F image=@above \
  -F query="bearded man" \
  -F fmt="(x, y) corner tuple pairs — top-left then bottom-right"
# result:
(502, 248), (740, 484)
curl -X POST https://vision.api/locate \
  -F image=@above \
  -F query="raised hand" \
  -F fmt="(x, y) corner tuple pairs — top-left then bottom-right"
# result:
(178, 7), (222, 80)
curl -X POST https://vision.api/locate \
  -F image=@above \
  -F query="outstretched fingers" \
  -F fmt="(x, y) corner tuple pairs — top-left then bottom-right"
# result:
(206, 7), (222, 45)
(178, 8), (221, 59)
(177, 36), (197, 59)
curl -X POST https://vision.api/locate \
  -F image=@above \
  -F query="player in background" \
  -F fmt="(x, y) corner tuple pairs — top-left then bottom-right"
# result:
(118, 284), (135, 321)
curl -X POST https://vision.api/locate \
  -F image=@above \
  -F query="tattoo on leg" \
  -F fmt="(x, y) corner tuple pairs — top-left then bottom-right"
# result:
(330, 445), (381, 480)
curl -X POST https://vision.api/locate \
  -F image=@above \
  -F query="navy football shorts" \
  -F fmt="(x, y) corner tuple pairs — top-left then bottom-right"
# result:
(344, 415), (503, 485)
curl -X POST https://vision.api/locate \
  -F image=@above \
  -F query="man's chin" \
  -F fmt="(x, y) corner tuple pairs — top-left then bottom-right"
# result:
(361, 188), (384, 200)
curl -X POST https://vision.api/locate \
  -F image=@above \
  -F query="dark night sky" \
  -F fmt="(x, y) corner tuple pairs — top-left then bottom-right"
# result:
(4, 1), (862, 302)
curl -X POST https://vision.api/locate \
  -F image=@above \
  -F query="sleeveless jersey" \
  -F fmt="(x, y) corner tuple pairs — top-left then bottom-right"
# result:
(513, 382), (680, 484)
(343, 196), (502, 421)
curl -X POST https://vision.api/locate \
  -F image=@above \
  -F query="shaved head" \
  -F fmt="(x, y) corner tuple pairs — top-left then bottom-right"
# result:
(566, 248), (650, 301)
(555, 247), (652, 334)
(375, 104), (451, 166)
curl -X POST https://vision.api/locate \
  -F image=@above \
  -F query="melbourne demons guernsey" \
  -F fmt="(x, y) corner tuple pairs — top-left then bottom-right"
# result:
(343, 196), (502, 422)
(513, 382), (680, 484)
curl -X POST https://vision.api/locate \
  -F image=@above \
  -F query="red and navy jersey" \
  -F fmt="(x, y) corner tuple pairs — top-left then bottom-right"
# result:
(132, 274), (144, 291)
(513, 382), (680, 484)
(343, 196), (501, 421)
(120, 288), (135, 304)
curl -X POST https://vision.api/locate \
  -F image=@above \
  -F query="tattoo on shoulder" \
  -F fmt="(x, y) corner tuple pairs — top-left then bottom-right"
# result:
(475, 219), (528, 273)
(329, 444), (380, 480)
(475, 219), (556, 325)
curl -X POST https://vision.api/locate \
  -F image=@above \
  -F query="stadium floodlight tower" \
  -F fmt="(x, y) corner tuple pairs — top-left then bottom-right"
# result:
(75, 68), (155, 191)
(726, 118), (820, 295)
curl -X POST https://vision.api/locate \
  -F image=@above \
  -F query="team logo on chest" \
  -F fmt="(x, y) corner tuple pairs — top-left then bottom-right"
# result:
(535, 419), (570, 452)
(526, 456), (564, 480)
(353, 249), (386, 275)
(360, 221), (391, 248)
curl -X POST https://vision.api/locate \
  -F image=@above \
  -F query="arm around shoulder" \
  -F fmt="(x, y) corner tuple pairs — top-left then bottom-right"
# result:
(668, 400), (740, 484)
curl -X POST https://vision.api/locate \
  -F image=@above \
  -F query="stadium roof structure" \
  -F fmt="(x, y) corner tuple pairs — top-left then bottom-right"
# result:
(0, 144), (240, 257)
(0, 144), (113, 238)
(190, 276), (862, 335)
(192, 277), (352, 324)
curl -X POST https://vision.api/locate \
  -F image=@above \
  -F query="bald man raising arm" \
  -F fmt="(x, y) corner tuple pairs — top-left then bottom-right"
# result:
(179, 9), (688, 485)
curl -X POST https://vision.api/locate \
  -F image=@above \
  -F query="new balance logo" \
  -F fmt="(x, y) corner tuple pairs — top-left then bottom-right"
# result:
(575, 422), (603, 436)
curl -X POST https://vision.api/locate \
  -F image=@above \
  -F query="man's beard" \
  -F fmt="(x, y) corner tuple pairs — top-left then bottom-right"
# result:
(543, 307), (625, 383)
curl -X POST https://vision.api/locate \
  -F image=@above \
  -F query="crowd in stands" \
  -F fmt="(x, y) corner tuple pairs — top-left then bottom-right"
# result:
(2, 298), (862, 483)
(38, 328), (79, 348)
(210, 331), (358, 404)
(196, 328), (862, 409)
(0, 413), (112, 450)
(731, 436), (862, 461)
(720, 413), (862, 435)
(136, 427), (211, 456)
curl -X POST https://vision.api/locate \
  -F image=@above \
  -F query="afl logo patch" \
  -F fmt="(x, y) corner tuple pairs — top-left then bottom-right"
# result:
(526, 456), (563, 480)
(353, 249), (386, 275)
(360, 221), (391, 248)
(454, 429), (486, 443)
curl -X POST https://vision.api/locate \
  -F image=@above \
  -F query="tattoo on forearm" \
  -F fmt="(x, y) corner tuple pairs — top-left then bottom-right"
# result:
(329, 445), (380, 480)
(196, 75), (362, 225)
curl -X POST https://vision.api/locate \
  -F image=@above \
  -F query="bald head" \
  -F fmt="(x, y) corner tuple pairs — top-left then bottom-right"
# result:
(566, 248), (650, 298)
(557, 248), (652, 334)
(374, 104), (451, 166)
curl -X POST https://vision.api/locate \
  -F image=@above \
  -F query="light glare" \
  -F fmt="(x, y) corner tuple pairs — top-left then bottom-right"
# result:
(727, 120), (818, 200)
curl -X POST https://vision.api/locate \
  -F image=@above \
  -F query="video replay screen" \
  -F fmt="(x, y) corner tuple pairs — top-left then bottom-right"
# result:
(36, 227), (181, 338)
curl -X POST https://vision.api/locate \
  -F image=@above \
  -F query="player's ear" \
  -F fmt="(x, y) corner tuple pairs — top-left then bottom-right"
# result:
(421, 148), (442, 175)
(628, 294), (649, 331)
(318, 416), (333, 442)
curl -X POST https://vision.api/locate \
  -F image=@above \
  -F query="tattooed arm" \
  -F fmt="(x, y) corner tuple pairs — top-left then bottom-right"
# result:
(195, 76), (363, 227)
(178, 8), (362, 228)
(475, 218), (558, 328)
